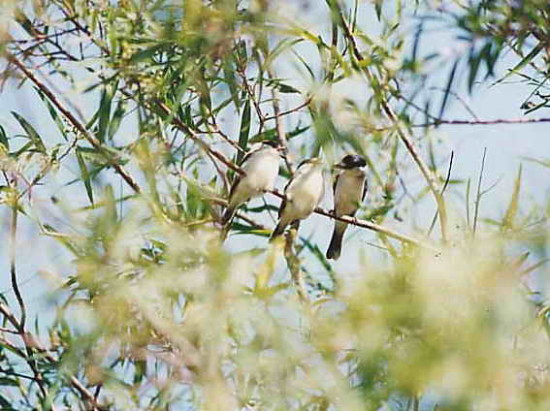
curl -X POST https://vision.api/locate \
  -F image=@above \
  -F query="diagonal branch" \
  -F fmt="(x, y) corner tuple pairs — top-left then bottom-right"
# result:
(335, 7), (448, 242)
(7, 54), (142, 194)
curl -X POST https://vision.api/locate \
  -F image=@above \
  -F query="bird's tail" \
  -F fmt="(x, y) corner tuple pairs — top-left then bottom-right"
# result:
(326, 222), (347, 260)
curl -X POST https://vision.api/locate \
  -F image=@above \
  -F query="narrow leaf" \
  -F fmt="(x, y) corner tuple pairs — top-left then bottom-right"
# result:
(0, 125), (8, 149)
(502, 165), (522, 230)
(76, 148), (94, 205)
(11, 112), (46, 152)
(237, 100), (251, 165)
(438, 59), (459, 120)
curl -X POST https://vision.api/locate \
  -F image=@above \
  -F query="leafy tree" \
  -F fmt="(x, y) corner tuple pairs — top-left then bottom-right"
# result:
(0, 0), (549, 409)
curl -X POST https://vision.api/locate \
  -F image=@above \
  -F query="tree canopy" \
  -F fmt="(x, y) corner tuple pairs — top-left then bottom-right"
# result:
(0, 0), (549, 409)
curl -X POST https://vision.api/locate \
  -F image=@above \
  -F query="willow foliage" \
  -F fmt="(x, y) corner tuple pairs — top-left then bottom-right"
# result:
(0, 0), (549, 409)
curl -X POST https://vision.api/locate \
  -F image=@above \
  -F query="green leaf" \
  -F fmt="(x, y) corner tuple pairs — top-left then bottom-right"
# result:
(223, 58), (240, 109)
(493, 43), (544, 87)
(438, 59), (459, 120)
(97, 82), (118, 143)
(468, 46), (483, 93)
(0, 394), (12, 409)
(523, 156), (550, 169)
(275, 82), (300, 94)
(0, 377), (19, 387)
(36, 88), (68, 141)
(374, 0), (383, 20)
(11, 112), (46, 152)
(237, 100), (251, 165)
(502, 165), (522, 230)
(108, 99), (126, 139)
(249, 125), (309, 144)
(0, 124), (8, 149)
(129, 44), (163, 63)
(76, 148), (94, 205)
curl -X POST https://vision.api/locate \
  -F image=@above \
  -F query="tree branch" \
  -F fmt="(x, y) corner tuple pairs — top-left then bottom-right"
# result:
(0, 303), (103, 410)
(336, 7), (448, 242)
(268, 70), (295, 174)
(412, 117), (550, 127)
(268, 189), (437, 252)
(7, 54), (142, 194)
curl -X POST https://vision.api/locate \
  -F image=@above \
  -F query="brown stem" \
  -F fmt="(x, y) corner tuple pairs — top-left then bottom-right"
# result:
(283, 224), (308, 302)
(412, 117), (550, 127)
(268, 70), (295, 174)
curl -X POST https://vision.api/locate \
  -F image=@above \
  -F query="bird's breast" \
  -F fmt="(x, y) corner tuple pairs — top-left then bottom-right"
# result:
(334, 172), (365, 216)
(287, 170), (325, 212)
(242, 151), (279, 191)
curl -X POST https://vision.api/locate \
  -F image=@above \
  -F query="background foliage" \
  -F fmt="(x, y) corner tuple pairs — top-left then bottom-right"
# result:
(0, 0), (549, 409)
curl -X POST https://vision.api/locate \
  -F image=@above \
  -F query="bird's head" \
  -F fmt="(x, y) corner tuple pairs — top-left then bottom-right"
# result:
(334, 154), (367, 170)
(297, 157), (323, 168)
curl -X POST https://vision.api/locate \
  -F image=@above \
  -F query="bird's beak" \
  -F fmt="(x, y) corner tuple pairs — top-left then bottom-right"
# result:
(332, 162), (345, 170)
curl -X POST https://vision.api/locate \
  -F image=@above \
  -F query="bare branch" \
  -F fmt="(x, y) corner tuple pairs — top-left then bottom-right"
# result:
(268, 70), (296, 174)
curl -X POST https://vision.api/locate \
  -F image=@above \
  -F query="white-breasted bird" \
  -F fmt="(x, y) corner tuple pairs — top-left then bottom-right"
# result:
(222, 140), (282, 226)
(326, 154), (367, 260)
(270, 157), (325, 240)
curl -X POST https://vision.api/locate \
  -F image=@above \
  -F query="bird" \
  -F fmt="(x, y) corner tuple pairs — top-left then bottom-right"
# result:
(222, 140), (282, 226)
(270, 157), (325, 240)
(326, 154), (367, 260)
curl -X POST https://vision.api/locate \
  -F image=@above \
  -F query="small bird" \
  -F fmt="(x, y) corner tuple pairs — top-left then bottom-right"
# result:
(222, 140), (281, 226)
(326, 154), (367, 260)
(271, 158), (325, 240)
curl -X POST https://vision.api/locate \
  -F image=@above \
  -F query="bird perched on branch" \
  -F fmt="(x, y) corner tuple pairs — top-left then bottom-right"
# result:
(326, 154), (367, 260)
(270, 157), (325, 240)
(222, 140), (282, 226)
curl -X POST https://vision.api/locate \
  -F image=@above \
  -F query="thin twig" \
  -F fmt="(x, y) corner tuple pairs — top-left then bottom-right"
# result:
(412, 117), (550, 127)
(473, 147), (487, 236)
(268, 70), (295, 174)
(427, 86), (479, 120)
(428, 152), (454, 235)
(263, 97), (312, 121)
(283, 225), (308, 302)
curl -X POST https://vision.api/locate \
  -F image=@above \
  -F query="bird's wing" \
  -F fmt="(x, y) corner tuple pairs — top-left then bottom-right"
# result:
(278, 177), (293, 218)
(296, 158), (310, 169)
(333, 172), (340, 196)
(239, 149), (255, 166)
(227, 175), (241, 203)
(229, 148), (258, 201)
(361, 175), (368, 202)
